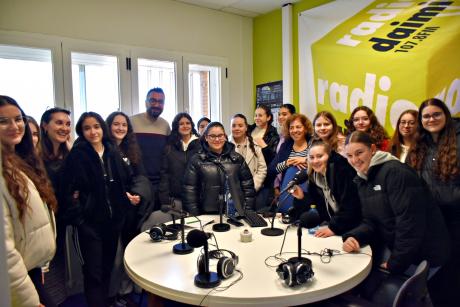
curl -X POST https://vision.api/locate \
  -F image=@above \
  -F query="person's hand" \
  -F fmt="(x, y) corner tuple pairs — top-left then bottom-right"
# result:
(39, 304), (45, 307)
(380, 262), (388, 270)
(126, 192), (141, 206)
(315, 227), (335, 238)
(253, 138), (267, 148)
(343, 237), (360, 252)
(287, 157), (307, 169)
(290, 185), (304, 199)
(274, 187), (280, 198)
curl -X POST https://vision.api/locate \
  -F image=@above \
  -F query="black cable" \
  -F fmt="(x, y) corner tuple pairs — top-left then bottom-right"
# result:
(198, 269), (244, 306)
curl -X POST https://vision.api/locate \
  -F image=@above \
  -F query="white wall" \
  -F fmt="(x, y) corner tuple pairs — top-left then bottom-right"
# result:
(0, 0), (254, 126)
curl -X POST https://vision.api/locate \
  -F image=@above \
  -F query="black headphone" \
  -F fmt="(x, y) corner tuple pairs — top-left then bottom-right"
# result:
(149, 224), (179, 242)
(198, 249), (239, 279)
(276, 258), (314, 287)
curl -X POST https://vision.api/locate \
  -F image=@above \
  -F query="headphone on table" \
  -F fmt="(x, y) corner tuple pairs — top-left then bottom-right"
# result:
(198, 249), (239, 279)
(276, 258), (314, 287)
(149, 224), (179, 242)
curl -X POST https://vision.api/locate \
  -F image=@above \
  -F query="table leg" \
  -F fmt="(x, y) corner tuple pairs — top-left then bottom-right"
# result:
(147, 293), (165, 307)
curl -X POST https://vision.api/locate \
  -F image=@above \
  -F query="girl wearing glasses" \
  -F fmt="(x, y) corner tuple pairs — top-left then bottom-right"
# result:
(346, 106), (390, 151)
(183, 122), (255, 215)
(390, 110), (418, 162)
(408, 98), (460, 306)
(1, 95), (57, 307)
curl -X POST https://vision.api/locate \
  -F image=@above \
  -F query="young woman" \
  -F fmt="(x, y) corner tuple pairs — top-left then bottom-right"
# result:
(312, 111), (339, 152)
(156, 113), (201, 221)
(230, 114), (267, 192)
(27, 115), (41, 152)
(408, 98), (460, 306)
(249, 105), (280, 166)
(1, 95), (57, 307)
(343, 131), (449, 277)
(291, 140), (361, 237)
(269, 114), (313, 212)
(59, 112), (135, 307)
(196, 116), (210, 136)
(390, 110), (418, 162)
(346, 106), (390, 151)
(182, 122), (255, 216)
(40, 107), (72, 305)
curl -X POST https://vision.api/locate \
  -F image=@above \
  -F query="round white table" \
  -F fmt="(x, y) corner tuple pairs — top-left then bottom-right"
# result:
(124, 216), (372, 306)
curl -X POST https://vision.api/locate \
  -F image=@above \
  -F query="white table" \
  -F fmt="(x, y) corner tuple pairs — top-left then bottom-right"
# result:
(124, 215), (372, 306)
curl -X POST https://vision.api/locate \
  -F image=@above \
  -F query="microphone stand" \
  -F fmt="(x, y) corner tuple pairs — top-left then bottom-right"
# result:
(212, 164), (230, 232)
(261, 192), (291, 236)
(168, 198), (182, 231)
(173, 211), (194, 255)
(194, 241), (221, 288)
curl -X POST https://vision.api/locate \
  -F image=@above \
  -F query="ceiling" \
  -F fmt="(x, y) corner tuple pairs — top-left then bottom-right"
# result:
(175, 0), (300, 17)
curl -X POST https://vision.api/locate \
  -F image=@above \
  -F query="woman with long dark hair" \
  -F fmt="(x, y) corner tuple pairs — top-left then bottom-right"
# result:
(408, 98), (460, 306)
(183, 122), (255, 215)
(1, 95), (57, 307)
(59, 112), (135, 307)
(346, 106), (390, 151)
(390, 109), (418, 162)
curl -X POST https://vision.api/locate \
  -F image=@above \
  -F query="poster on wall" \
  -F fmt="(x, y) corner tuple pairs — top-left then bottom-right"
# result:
(256, 80), (283, 128)
(298, 0), (460, 133)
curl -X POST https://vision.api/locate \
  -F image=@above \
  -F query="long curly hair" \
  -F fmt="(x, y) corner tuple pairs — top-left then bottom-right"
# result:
(312, 111), (339, 151)
(232, 113), (258, 157)
(408, 98), (459, 181)
(106, 111), (142, 165)
(346, 106), (388, 149)
(284, 113), (313, 142)
(167, 113), (199, 150)
(0, 96), (57, 222)
(390, 109), (418, 159)
(40, 107), (71, 162)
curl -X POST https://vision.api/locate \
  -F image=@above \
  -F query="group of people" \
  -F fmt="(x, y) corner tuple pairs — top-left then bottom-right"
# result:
(2, 87), (459, 307)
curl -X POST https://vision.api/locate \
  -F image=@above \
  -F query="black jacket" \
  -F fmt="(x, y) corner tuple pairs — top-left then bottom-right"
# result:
(182, 142), (255, 216)
(293, 151), (361, 235)
(248, 124), (279, 166)
(343, 159), (450, 274)
(59, 139), (131, 228)
(159, 138), (201, 206)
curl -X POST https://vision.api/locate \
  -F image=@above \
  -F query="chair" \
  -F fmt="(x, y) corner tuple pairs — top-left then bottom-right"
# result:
(324, 260), (433, 307)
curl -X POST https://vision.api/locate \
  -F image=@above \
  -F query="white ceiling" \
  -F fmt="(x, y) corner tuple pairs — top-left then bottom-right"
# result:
(175, 0), (300, 17)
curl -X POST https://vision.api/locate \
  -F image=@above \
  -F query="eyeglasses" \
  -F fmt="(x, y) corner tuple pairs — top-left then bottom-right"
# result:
(352, 116), (369, 123)
(0, 115), (25, 127)
(207, 134), (225, 141)
(399, 120), (416, 126)
(146, 98), (165, 104)
(421, 112), (443, 121)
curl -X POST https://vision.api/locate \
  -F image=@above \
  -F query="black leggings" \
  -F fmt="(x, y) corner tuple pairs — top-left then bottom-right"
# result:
(28, 268), (57, 307)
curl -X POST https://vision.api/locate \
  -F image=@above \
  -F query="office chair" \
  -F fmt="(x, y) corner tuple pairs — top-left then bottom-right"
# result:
(323, 260), (433, 307)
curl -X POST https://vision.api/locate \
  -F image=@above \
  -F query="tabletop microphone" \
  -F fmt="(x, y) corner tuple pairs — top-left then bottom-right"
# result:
(293, 210), (321, 262)
(280, 169), (308, 195)
(186, 229), (221, 288)
(161, 200), (184, 231)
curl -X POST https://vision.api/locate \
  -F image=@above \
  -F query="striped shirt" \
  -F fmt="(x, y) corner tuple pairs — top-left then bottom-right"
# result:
(276, 147), (309, 173)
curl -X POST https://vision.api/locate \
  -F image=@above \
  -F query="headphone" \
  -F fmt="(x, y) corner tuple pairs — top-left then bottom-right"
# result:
(149, 224), (179, 242)
(198, 249), (239, 279)
(276, 258), (314, 287)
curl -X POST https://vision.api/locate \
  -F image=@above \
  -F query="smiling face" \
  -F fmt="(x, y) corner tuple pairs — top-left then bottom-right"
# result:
(110, 114), (128, 143)
(421, 105), (446, 136)
(308, 145), (330, 174)
(0, 104), (25, 150)
(231, 117), (247, 141)
(198, 119), (210, 135)
(314, 116), (333, 140)
(205, 126), (226, 154)
(178, 116), (192, 138)
(289, 118), (306, 143)
(352, 110), (371, 132)
(28, 122), (39, 148)
(398, 112), (417, 139)
(254, 108), (270, 129)
(278, 107), (292, 127)
(345, 142), (376, 175)
(82, 117), (103, 148)
(43, 111), (71, 146)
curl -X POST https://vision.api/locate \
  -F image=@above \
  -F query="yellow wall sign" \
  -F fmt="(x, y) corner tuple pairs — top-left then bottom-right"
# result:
(308, 0), (460, 132)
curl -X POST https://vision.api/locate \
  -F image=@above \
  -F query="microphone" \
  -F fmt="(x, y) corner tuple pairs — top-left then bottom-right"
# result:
(280, 169), (308, 194)
(211, 161), (230, 233)
(161, 199), (186, 231)
(292, 210), (321, 263)
(186, 230), (221, 288)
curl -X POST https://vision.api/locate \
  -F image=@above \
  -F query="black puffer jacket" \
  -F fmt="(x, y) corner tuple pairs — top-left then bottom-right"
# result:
(293, 151), (361, 235)
(343, 158), (450, 274)
(159, 138), (201, 206)
(59, 139), (131, 228)
(182, 142), (255, 216)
